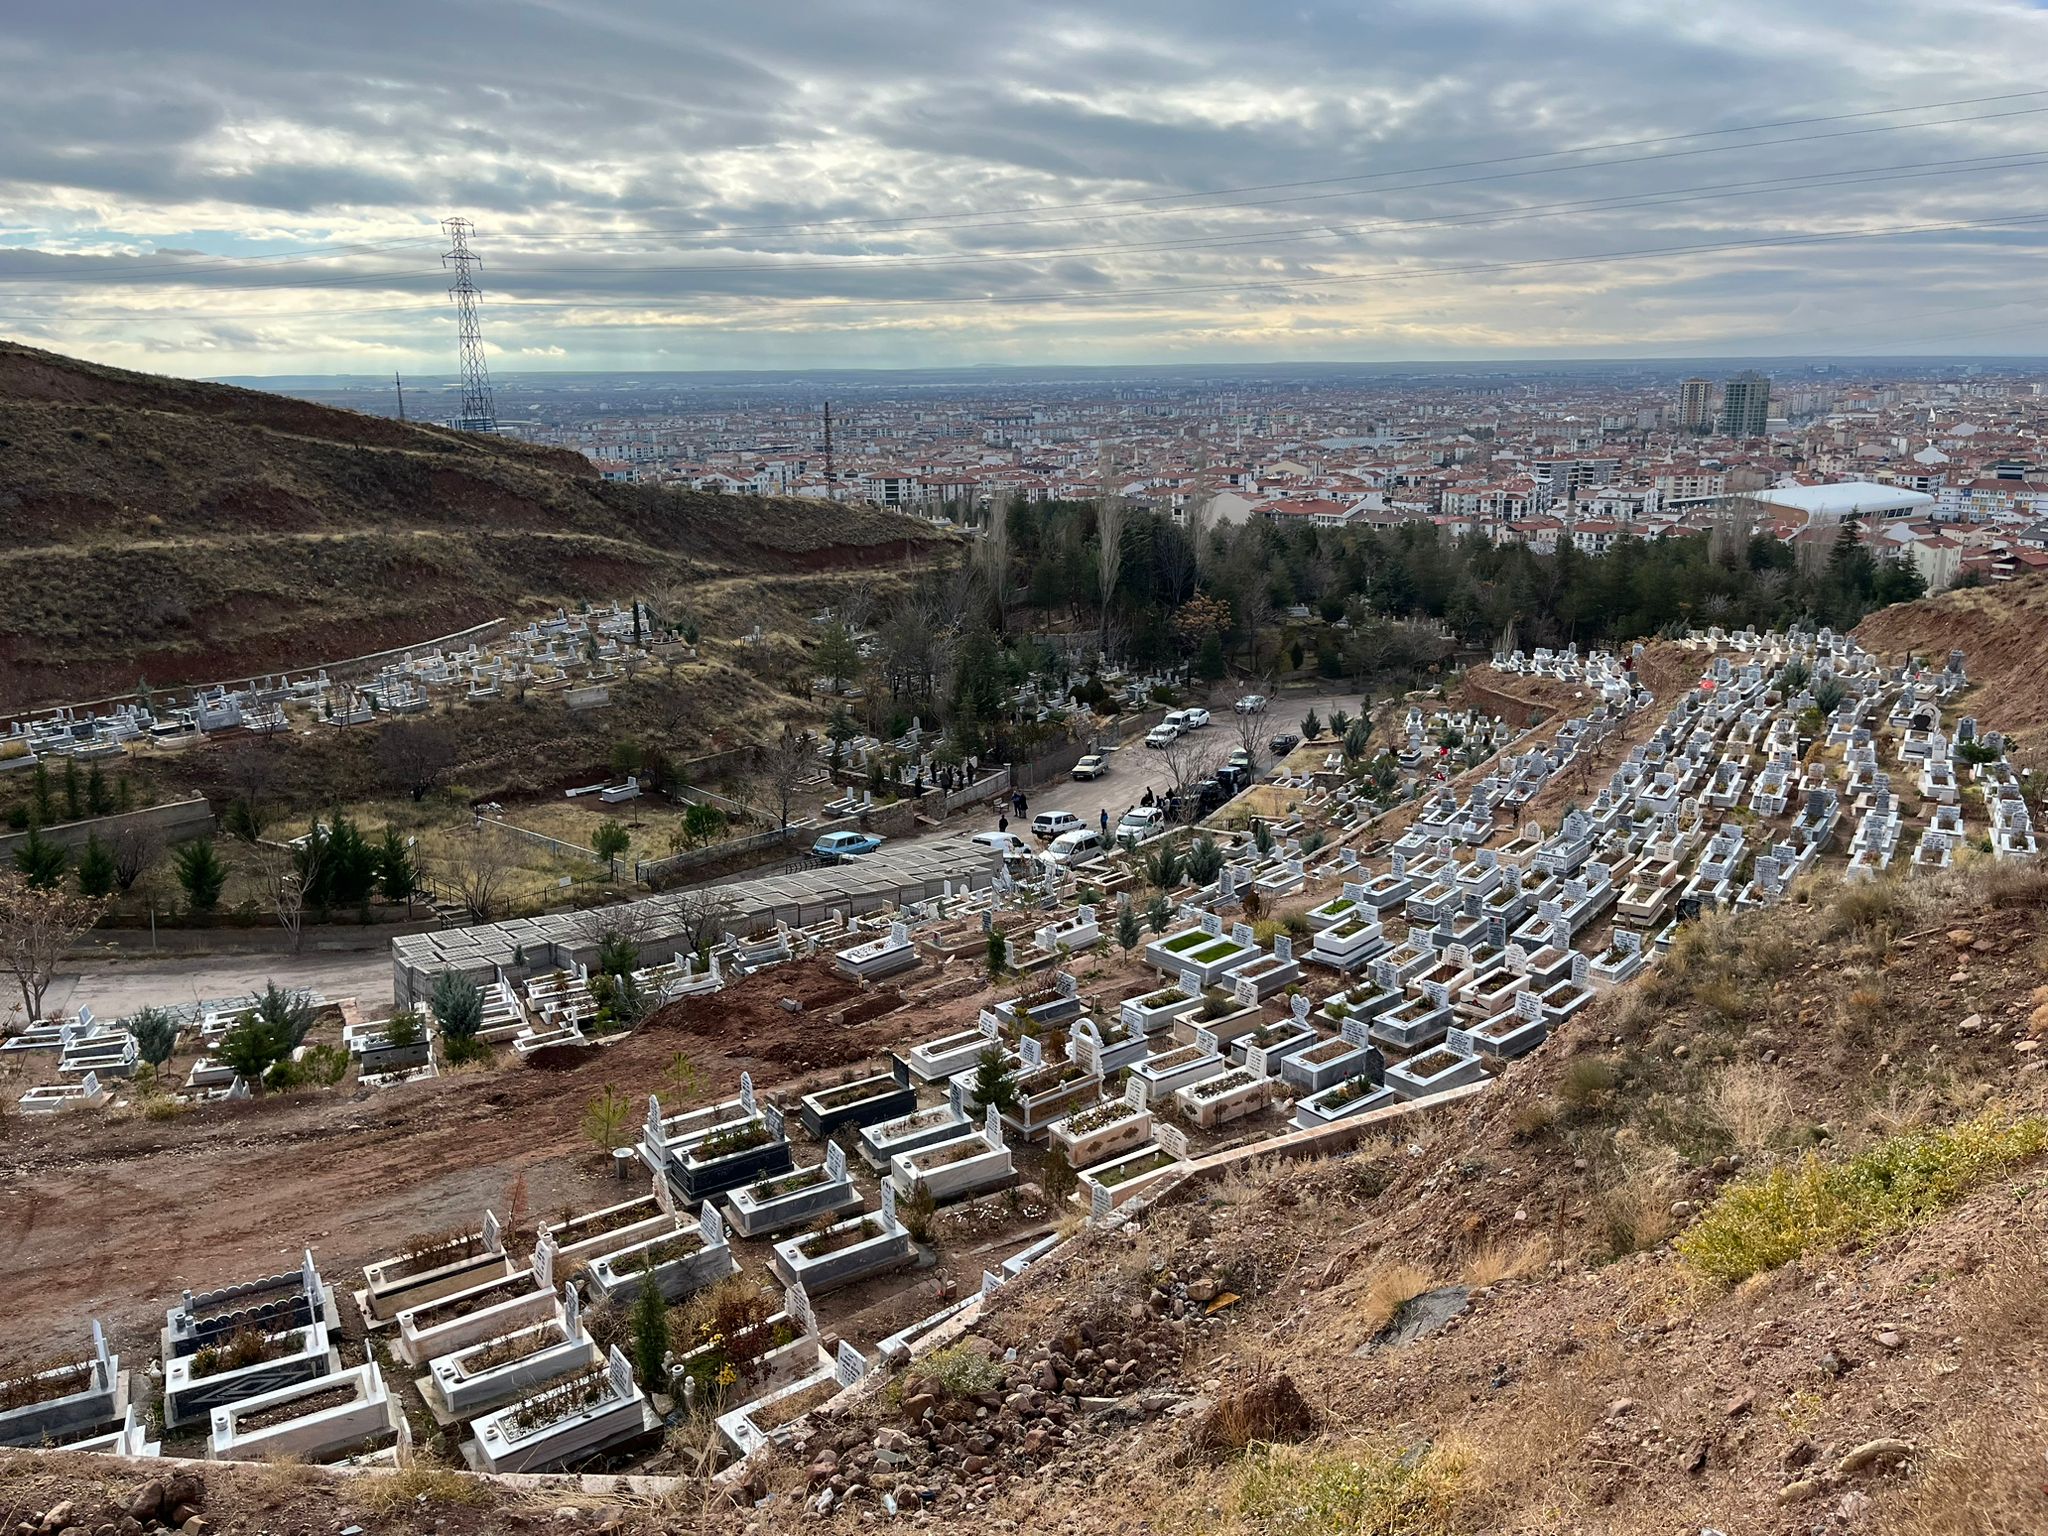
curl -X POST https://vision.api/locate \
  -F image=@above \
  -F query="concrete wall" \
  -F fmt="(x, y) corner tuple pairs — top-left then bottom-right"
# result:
(0, 797), (213, 855)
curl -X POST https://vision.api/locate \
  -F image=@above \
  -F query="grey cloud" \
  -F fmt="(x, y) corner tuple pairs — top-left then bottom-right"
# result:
(5, 0), (2048, 371)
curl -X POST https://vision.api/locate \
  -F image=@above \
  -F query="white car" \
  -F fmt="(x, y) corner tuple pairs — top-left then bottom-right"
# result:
(1115, 806), (1165, 843)
(1044, 828), (1105, 865)
(1234, 694), (1268, 715)
(1180, 707), (1212, 729)
(1144, 724), (1179, 749)
(1032, 809), (1084, 840)
(1071, 753), (1109, 780)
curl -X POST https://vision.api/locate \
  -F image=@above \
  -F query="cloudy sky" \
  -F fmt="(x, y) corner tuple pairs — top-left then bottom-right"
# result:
(6, 0), (2048, 377)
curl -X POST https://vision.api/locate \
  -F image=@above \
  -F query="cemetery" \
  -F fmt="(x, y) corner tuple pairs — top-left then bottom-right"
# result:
(7, 622), (2044, 1493)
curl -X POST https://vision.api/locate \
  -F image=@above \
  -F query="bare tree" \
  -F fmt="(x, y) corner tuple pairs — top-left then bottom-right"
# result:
(110, 823), (163, 893)
(377, 718), (461, 801)
(444, 823), (513, 922)
(0, 873), (109, 1024)
(1237, 583), (1275, 673)
(760, 725), (817, 829)
(836, 579), (878, 638)
(1233, 690), (1273, 770)
(670, 886), (743, 956)
(259, 841), (316, 954)
(1158, 732), (1223, 802)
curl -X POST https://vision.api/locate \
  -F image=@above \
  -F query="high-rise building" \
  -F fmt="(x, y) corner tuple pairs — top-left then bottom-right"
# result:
(1677, 377), (1714, 433)
(1721, 371), (1771, 438)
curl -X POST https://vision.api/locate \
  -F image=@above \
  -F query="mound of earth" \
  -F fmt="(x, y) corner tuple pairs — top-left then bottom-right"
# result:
(0, 339), (950, 708)
(1855, 574), (2048, 763)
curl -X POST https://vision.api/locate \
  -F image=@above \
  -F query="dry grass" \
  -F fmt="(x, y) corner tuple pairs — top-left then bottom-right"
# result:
(1458, 1236), (1550, 1288)
(1703, 1062), (1796, 1156)
(1980, 859), (2048, 910)
(1355, 1261), (1434, 1336)
(355, 1462), (494, 1517)
(1455, 1344), (1618, 1528)
(1885, 1370), (2048, 1536)
(1958, 1227), (2048, 1357)
(1192, 1356), (1319, 1458)
(1593, 1166), (1675, 1259)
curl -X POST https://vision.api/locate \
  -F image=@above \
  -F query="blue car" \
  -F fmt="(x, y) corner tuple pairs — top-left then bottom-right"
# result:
(812, 829), (884, 862)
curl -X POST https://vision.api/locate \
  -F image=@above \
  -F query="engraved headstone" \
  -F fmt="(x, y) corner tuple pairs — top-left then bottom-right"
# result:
(785, 1281), (815, 1339)
(834, 1340), (868, 1389)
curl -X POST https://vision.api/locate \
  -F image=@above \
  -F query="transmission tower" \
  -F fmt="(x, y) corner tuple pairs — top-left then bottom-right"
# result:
(822, 400), (834, 485)
(440, 217), (496, 433)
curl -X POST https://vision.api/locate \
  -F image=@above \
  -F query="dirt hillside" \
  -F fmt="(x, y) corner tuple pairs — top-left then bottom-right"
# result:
(0, 340), (949, 708)
(1854, 576), (2048, 763)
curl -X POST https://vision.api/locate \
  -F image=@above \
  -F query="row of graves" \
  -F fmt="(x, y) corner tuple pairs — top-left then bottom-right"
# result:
(4, 990), (361, 1117)
(1, 601), (671, 765)
(352, 1058), (1061, 1473)
(0, 1252), (412, 1467)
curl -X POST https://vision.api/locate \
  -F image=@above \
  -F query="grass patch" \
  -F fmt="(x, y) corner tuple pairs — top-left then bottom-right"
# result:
(916, 1341), (1005, 1399)
(1205, 1439), (1468, 1536)
(1356, 1262), (1434, 1336)
(1702, 1062), (1795, 1157)
(1557, 1056), (1619, 1117)
(356, 1462), (493, 1517)
(1458, 1237), (1549, 1288)
(1677, 1112), (2048, 1285)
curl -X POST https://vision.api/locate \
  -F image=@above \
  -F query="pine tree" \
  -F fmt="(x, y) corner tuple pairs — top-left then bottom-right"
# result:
(75, 834), (116, 898)
(377, 828), (418, 909)
(13, 827), (67, 890)
(431, 971), (484, 1060)
(173, 840), (227, 912)
(970, 1047), (1018, 1112)
(130, 1006), (179, 1067)
(632, 1264), (670, 1392)
(1116, 902), (1141, 951)
(85, 763), (113, 817)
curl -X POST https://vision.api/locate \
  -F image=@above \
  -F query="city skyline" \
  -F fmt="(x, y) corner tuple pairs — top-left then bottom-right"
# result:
(6, 2), (2048, 376)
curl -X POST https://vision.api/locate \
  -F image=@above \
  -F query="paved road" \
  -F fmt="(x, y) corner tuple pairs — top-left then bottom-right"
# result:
(1004, 685), (1366, 840)
(36, 687), (1370, 1019)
